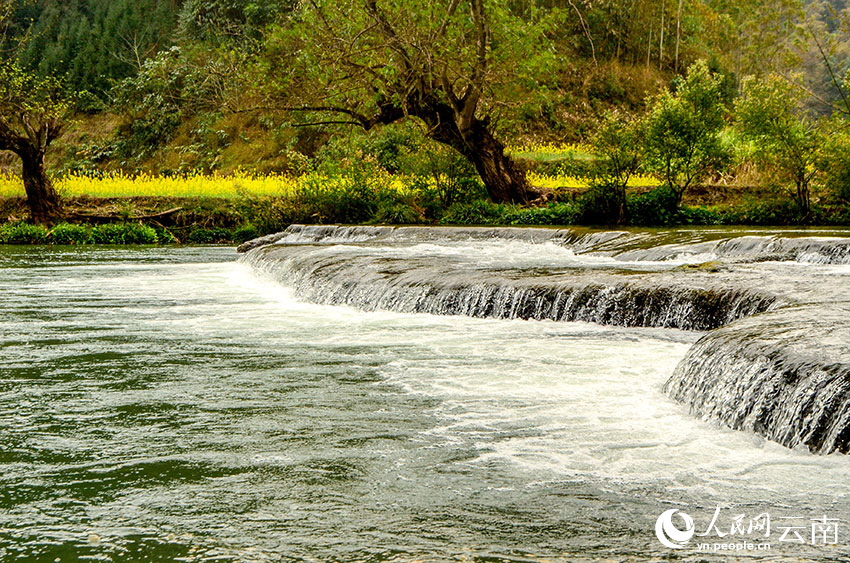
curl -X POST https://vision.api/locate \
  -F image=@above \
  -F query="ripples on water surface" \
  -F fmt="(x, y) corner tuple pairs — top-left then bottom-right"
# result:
(1, 243), (849, 562)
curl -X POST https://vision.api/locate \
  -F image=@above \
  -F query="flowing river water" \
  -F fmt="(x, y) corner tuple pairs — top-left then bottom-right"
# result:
(2, 226), (850, 562)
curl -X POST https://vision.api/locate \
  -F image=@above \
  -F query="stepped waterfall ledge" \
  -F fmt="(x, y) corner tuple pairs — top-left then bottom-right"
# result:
(664, 306), (850, 454)
(242, 225), (850, 453)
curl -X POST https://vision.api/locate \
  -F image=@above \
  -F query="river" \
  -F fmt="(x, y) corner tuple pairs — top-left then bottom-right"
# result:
(2, 228), (850, 562)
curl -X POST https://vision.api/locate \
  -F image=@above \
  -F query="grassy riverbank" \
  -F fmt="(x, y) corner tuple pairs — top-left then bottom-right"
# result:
(3, 138), (850, 245)
(3, 185), (850, 246)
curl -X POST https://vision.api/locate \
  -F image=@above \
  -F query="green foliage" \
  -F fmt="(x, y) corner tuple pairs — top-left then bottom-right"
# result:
(178, 0), (292, 43)
(438, 201), (507, 225)
(232, 223), (259, 242)
(0, 60), (69, 140)
(500, 202), (578, 226)
(313, 124), (425, 175)
(0, 221), (165, 244)
(244, 196), (305, 234)
(49, 223), (92, 244)
(587, 110), (645, 224)
(374, 202), (423, 225)
(188, 227), (232, 243)
(818, 119), (850, 205)
(723, 198), (807, 226)
(735, 74), (821, 214)
(577, 183), (626, 225)
(91, 223), (158, 244)
(644, 60), (728, 204)
(112, 45), (245, 161)
(154, 227), (179, 244)
(0, 222), (48, 244)
(677, 205), (722, 226)
(625, 186), (680, 226)
(296, 175), (380, 224)
(13, 0), (180, 99)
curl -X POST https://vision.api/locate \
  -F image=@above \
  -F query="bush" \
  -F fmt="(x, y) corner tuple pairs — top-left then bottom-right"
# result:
(154, 227), (179, 244)
(188, 227), (232, 243)
(48, 223), (93, 244)
(439, 200), (506, 225)
(626, 186), (680, 226)
(723, 199), (805, 226)
(576, 182), (625, 225)
(500, 202), (578, 226)
(232, 224), (259, 242)
(0, 222), (48, 244)
(296, 178), (380, 224)
(91, 223), (158, 244)
(677, 205), (722, 225)
(374, 202), (423, 224)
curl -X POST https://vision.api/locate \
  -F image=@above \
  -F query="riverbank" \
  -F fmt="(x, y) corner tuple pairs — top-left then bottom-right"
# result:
(4, 182), (850, 245)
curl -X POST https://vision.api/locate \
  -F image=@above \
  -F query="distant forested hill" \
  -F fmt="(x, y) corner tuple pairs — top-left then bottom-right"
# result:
(1, 0), (849, 176)
(5, 0), (180, 99)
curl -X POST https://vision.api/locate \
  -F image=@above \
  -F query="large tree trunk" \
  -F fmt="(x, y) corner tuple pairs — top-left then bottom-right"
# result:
(455, 120), (535, 204)
(412, 100), (535, 204)
(19, 147), (61, 225)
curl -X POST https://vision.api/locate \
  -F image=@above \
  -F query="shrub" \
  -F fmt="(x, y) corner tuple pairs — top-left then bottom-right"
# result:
(92, 223), (158, 244)
(154, 228), (179, 244)
(48, 223), (93, 244)
(439, 200), (506, 225)
(374, 202), (423, 224)
(245, 195), (311, 233)
(295, 171), (384, 224)
(626, 186), (680, 226)
(576, 183), (625, 225)
(188, 227), (232, 243)
(232, 224), (259, 242)
(500, 202), (578, 226)
(0, 222), (48, 244)
(724, 199), (805, 226)
(677, 205), (722, 225)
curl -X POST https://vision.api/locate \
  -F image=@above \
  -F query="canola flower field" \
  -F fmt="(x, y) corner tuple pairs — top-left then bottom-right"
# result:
(506, 142), (596, 162)
(0, 144), (659, 199)
(0, 170), (660, 198)
(0, 171), (302, 199)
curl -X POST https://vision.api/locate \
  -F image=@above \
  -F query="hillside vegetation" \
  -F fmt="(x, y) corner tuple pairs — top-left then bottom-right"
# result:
(2, 0), (850, 238)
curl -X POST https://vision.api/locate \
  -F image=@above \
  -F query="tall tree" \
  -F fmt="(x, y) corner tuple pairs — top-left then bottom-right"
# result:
(644, 60), (727, 204)
(703, 0), (804, 82)
(0, 61), (67, 223)
(263, 0), (557, 203)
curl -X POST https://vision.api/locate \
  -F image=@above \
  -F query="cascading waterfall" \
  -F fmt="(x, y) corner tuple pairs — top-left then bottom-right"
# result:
(664, 306), (850, 454)
(239, 224), (850, 264)
(241, 224), (850, 454)
(241, 233), (779, 331)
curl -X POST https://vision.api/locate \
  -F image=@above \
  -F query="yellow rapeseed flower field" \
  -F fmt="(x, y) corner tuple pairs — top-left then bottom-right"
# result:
(0, 171), (303, 199)
(0, 144), (659, 198)
(506, 142), (595, 160)
(526, 171), (660, 190)
(0, 171), (408, 198)
(0, 169), (659, 198)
